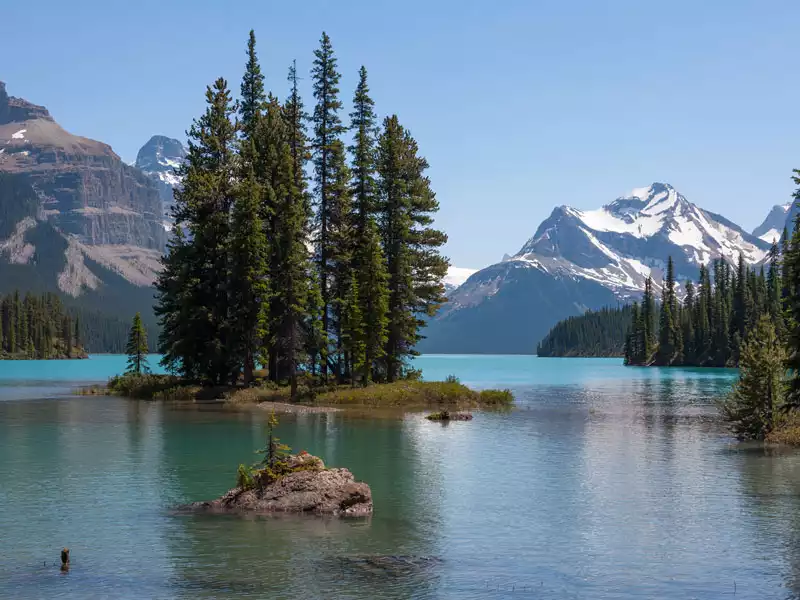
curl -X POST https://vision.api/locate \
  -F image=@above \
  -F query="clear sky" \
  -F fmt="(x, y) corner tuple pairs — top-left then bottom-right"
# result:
(2, 0), (799, 269)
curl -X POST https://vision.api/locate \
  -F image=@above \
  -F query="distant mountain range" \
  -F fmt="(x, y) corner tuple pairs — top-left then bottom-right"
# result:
(0, 81), (793, 356)
(0, 82), (169, 328)
(420, 183), (776, 355)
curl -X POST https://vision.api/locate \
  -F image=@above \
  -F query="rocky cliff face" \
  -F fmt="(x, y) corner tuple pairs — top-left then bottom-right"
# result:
(0, 81), (165, 251)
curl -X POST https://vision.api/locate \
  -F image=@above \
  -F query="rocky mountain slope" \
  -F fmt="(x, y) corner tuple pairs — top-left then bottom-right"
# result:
(0, 82), (164, 327)
(135, 135), (186, 225)
(753, 202), (790, 244)
(420, 183), (771, 354)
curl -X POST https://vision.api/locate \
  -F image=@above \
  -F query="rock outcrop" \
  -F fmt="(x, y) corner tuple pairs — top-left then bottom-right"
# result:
(0, 81), (166, 251)
(183, 454), (373, 516)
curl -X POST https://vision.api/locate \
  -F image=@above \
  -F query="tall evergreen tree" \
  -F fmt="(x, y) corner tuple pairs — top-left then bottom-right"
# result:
(641, 276), (656, 363)
(682, 280), (695, 364)
(720, 315), (785, 439)
(156, 78), (238, 384)
(311, 31), (346, 380)
(126, 313), (149, 375)
(327, 139), (354, 381)
(349, 66), (389, 383)
(229, 169), (269, 385)
(240, 30), (266, 139)
(377, 115), (449, 381)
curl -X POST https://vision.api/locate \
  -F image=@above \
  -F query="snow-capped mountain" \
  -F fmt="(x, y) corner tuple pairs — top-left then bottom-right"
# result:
(753, 202), (790, 244)
(135, 135), (186, 225)
(419, 183), (771, 354)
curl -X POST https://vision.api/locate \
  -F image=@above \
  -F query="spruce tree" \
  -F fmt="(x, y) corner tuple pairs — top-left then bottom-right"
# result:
(377, 115), (449, 381)
(784, 210), (800, 410)
(349, 66), (389, 383)
(767, 242), (784, 339)
(156, 78), (238, 384)
(229, 168), (269, 385)
(240, 30), (266, 139)
(272, 104), (313, 398)
(682, 280), (695, 365)
(720, 315), (785, 439)
(327, 138), (354, 381)
(126, 313), (149, 375)
(311, 32), (346, 379)
(641, 276), (656, 363)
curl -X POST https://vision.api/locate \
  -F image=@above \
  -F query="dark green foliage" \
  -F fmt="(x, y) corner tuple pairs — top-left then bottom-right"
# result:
(537, 305), (633, 357)
(720, 315), (785, 439)
(311, 31), (346, 380)
(125, 312), (149, 374)
(156, 77), (239, 384)
(153, 31), (448, 390)
(228, 171), (269, 385)
(623, 255), (780, 368)
(377, 116), (449, 381)
(0, 290), (87, 359)
(349, 66), (389, 384)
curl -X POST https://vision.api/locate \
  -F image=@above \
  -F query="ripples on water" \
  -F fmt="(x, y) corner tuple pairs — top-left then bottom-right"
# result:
(2, 357), (800, 599)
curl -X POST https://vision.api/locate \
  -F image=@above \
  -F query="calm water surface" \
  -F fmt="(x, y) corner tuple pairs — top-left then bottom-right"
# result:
(2, 356), (800, 599)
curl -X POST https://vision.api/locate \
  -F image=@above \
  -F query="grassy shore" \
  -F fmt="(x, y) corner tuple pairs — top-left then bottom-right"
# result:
(765, 413), (800, 446)
(77, 372), (514, 411)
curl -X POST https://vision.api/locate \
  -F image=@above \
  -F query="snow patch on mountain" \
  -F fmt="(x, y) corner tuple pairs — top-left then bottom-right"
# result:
(753, 202), (791, 244)
(501, 183), (769, 298)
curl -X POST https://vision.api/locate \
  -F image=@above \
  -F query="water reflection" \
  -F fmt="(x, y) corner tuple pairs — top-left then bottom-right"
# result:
(162, 410), (443, 599)
(3, 367), (800, 599)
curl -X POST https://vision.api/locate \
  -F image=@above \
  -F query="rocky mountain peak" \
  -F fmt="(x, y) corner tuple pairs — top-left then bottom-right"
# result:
(0, 81), (53, 125)
(135, 135), (186, 225)
(135, 135), (186, 175)
(753, 202), (791, 243)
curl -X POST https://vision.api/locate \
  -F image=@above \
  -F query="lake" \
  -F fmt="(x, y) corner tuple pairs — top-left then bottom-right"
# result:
(2, 355), (800, 599)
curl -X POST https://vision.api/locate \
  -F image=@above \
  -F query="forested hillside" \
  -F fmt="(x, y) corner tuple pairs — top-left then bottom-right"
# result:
(537, 305), (632, 357)
(0, 290), (140, 357)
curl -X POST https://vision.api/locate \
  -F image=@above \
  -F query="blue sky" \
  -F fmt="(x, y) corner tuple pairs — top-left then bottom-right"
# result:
(2, 0), (800, 269)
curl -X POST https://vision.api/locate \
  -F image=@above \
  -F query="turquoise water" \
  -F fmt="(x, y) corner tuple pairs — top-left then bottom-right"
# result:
(3, 356), (800, 599)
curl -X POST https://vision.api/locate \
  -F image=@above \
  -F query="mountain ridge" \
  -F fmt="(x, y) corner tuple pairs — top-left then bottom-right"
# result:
(421, 183), (771, 354)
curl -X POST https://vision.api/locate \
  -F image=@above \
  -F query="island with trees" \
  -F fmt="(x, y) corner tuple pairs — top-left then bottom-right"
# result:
(105, 31), (512, 414)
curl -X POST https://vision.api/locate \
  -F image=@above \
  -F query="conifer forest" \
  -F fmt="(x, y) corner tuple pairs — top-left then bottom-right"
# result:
(155, 31), (449, 392)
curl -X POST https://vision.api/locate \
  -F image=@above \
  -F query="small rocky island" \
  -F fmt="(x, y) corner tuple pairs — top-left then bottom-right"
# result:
(185, 452), (372, 516)
(182, 412), (372, 516)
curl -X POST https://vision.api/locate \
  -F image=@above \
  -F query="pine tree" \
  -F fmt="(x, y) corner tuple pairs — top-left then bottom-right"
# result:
(240, 30), (266, 139)
(641, 276), (656, 363)
(349, 66), (388, 383)
(283, 60), (316, 394)
(682, 280), (695, 364)
(270, 105), (313, 398)
(229, 168), (269, 385)
(720, 315), (785, 439)
(311, 32), (346, 380)
(377, 115), (449, 381)
(327, 138), (354, 381)
(784, 208), (800, 409)
(767, 242), (784, 340)
(656, 256), (681, 365)
(126, 313), (149, 375)
(156, 78), (238, 384)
